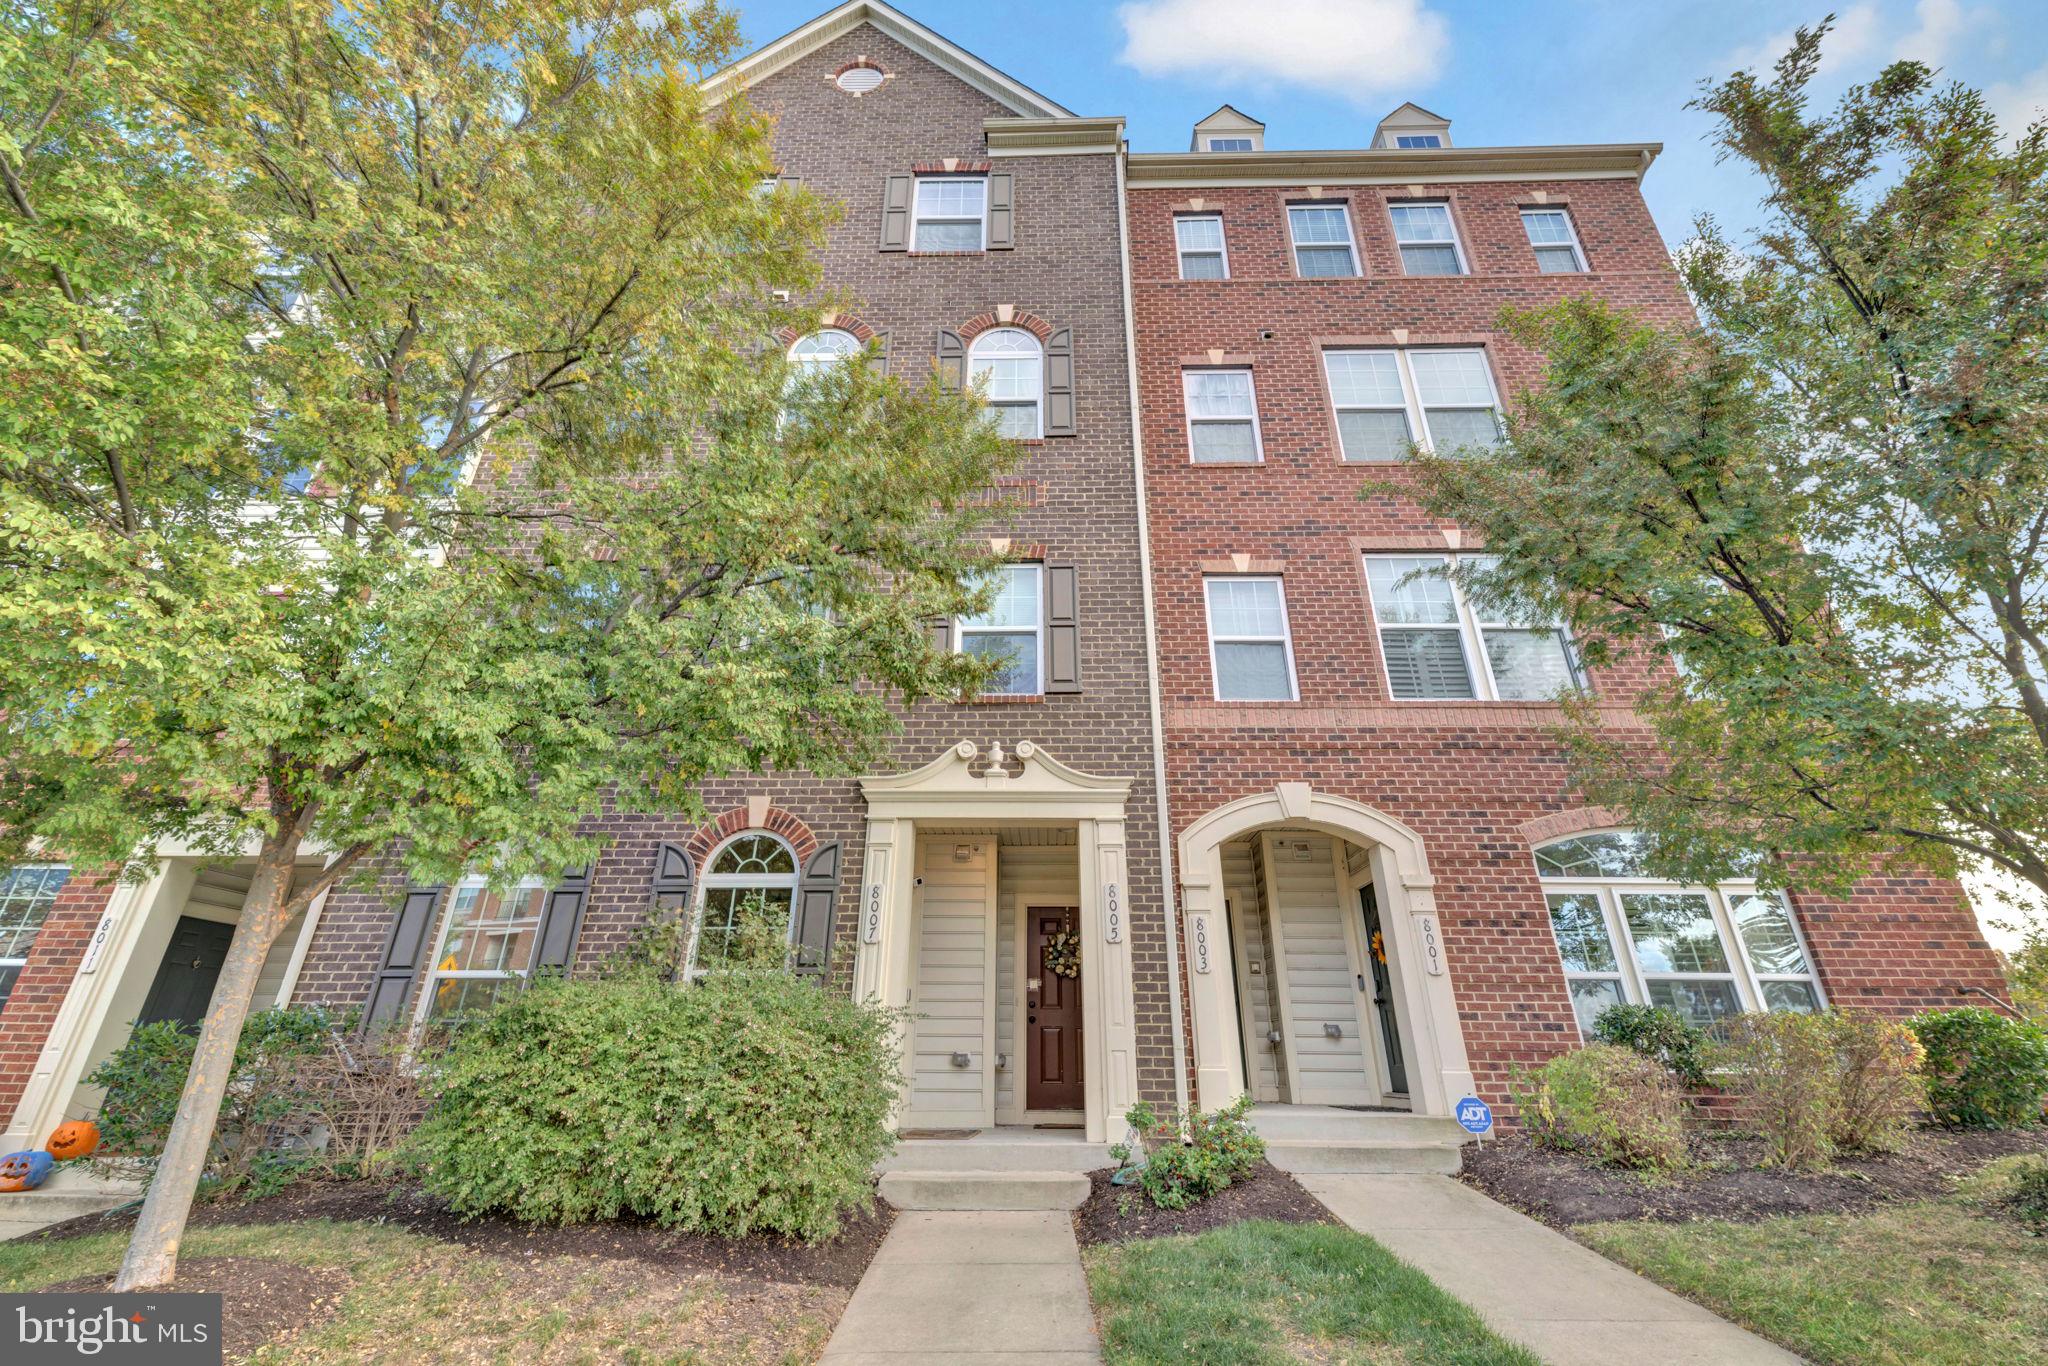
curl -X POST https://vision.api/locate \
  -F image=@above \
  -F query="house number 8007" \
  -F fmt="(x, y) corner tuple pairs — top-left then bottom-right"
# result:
(863, 883), (883, 943)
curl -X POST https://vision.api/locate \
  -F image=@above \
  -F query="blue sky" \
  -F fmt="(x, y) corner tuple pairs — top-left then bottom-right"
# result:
(731, 0), (2048, 251)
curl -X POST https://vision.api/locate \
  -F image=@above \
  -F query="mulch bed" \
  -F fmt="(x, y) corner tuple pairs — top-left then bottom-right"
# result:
(1462, 1125), (2048, 1228)
(22, 1176), (894, 1290)
(1071, 1161), (1336, 1248)
(40, 1256), (346, 1363)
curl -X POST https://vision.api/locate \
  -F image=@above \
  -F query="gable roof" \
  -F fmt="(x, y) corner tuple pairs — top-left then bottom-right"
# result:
(700, 1), (1074, 119)
(1193, 104), (1265, 132)
(1377, 102), (1451, 128)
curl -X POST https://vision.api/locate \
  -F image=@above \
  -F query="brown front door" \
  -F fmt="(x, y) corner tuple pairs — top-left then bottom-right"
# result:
(1027, 907), (1084, 1111)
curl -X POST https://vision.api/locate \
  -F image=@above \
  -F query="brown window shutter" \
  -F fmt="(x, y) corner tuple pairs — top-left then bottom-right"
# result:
(867, 331), (890, 376)
(653, 843), (696, 900)
(778, 174), (803, 191)
(880, 174), (912, 251)
(988, 172), (1015, 249)
(1046, 562), (1082, 693)
(1044, 326), (1076, 436)
(926, 616), (954, 653)
(532, 868), (591, 974)
(936, 328), (966, 390)
(360, 884), (444, 1032)
(792, 842), (841, 976)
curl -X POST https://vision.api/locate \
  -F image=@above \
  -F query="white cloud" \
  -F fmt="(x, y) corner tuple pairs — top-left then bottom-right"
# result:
(1116, 0), (1448, 107)
(1892, 0), (1972, 65)
(1986, 60), (2048, 139)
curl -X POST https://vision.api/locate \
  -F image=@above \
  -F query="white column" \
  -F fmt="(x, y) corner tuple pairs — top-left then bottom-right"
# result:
(1179, 844), (1247, 1112)
(1078, 817), (1140, 1144)
(1371, 844), (1474, 1116)
(852, 817), (919, 1131)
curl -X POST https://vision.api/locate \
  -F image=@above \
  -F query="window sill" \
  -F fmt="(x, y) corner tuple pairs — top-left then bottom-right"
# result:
(966, 693), (1046, 705)
(905, 250), (988, 258)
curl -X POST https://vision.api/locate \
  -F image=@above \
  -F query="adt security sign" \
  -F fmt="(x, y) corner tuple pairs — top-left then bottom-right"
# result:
(1455, 1096), (1493, 1137)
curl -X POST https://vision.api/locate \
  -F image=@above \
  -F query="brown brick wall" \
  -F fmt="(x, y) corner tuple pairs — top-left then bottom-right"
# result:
(0, 870), (118, 1131)
(1129, 172), (2007, 1107)
(287, 21), (1180, 1102)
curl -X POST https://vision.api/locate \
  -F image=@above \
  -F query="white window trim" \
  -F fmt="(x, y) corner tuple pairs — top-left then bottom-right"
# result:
(1182, 367), (1263, 464)
(1363, 553), (1582, 702)
(684, 832), (802, 976)
(411, 875), (547, 1030)
(1389, 199), (1469, 276)
(1395, 133), (1443, 149)
(912, 175), (988, 253)
(1203, 575), (1300, 702)
(1207, 136), (1255, 152)
(954, 562), (1046, 697)
(1323, 347), (1503, 461)
(1537, 837), (1827, 1036)
(967, 328), (1044, 440)
(1175, 214), (1230, 280)
(1286, 203), (1360, 279)
(1520, 207), (1588, 273)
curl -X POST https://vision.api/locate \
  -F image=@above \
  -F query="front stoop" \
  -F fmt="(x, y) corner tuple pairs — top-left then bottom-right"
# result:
(0, 1169), (141, 1241)
(1250, 1105), (1470, 1175)
(878, 1169), (1092, 1211)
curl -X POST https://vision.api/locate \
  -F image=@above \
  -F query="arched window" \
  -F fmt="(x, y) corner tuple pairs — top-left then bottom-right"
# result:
(969, 328), (1042, 438)
(1535, 832), (1823, 1035)
(692, 832), (798, 970)
(789, 328), (861, 378)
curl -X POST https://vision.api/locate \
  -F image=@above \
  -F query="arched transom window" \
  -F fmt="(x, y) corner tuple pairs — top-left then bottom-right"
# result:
(1536, 832), (1823, 1035)
(692, 833), (798, 969)
(790, 328), (861, 377)
(969, 328), (1042, 439)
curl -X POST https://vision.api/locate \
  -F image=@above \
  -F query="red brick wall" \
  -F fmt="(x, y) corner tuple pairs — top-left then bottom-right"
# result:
(1129, 172), (2007, 1107)
(0, 871), (118, 1132)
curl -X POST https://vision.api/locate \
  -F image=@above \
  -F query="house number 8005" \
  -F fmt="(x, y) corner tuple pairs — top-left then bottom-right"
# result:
(1104, 883), (1122, 944)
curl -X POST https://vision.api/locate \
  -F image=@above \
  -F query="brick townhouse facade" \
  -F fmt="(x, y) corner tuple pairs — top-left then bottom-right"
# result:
(0, 1), (2011, 1155)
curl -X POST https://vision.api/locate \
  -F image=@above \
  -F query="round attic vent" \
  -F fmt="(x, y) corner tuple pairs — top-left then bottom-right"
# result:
(836, 65), (884, 94)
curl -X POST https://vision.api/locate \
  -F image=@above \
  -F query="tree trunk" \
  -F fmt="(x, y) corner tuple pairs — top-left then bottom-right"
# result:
(113, 829), (302, 1290)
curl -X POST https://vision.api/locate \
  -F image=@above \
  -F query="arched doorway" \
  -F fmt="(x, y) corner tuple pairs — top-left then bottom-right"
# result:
(1178, 784), (1475, 1117)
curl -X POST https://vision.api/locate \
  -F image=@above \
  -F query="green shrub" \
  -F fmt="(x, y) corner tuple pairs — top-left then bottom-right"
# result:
(1824, 1011), (1925, 1154)
(408, 966), (902, 1240)
(1110, 1095), (1267, 1210)
(1511, 1043), (1687, 1171)
(1712, 1012), (1838, 1170)
(2009, 1157), (2048, 1233)
(1590, 1003), (1710, 1087)
(1909, 1007), (2048, 1129)
(85, 1005), (332, 1196)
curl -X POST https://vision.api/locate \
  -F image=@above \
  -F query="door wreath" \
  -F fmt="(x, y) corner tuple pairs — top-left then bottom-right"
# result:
(1043, 930), (1081, 978)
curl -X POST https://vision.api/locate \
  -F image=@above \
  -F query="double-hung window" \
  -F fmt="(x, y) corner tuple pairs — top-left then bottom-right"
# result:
(969, 328), (1043, 438)
(912, 176), (986, 252)
(417, 878), (546, 1026)
(1363, 554), (1579, 701)
(1175, 215), (1228, 279)
(1388, 201), (1466, 276)
(956, 563), (1044, 696)
(1287, 204), (1359, 278)
(1204, 577), (1297, 701)
(0, 864), (68, 1011)
(1537, 832), (1825, 1033)
(1521, 208), (1587, 273)
(1183, 369), (1262, 463)
(1322, 348), (1500, 460)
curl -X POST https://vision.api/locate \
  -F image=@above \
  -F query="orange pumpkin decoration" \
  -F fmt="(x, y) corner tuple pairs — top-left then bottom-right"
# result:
(45, 1120), (100, 1161)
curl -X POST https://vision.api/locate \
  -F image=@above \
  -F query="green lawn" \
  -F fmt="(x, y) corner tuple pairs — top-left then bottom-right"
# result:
(1081, 1219), (1539, 1366)
(1578, 1196), (2048, 1366)
(0, 1219), (838, 1364)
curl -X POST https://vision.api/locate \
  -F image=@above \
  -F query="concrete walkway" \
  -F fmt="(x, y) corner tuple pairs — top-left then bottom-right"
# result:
(821, 1210), (1101, 1364)
(1302, 1173), (1800, 1365)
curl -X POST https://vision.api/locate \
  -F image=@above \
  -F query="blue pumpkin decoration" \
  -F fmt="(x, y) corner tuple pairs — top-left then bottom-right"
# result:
(0, 1149), (54, 1191)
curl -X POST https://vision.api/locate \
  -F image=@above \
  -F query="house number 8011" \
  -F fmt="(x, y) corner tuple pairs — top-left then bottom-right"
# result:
(1103, 883), (1122, 943)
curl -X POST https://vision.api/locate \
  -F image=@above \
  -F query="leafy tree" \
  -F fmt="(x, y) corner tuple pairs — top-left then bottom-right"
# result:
(2, 0), (1006, 1288)
(1399, 19), (2048, 902)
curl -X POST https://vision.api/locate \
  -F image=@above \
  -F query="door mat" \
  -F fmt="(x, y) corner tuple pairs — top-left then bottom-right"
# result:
(1034, 1123), (1084, 1130)
(898, 1129), (980, 1140)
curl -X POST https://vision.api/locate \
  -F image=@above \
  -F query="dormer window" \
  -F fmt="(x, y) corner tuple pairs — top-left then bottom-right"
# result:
(1395, 134), (1442, 149)
(1206, 137), (1254, 152)
(1190, 104), (1265, 154)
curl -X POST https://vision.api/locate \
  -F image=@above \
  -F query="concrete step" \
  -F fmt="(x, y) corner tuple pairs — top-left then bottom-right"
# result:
(0, 1187), (137, 1224)
(1249, 1109), (1468, 1144)
(878, 1170), (1093, 1211)
(880, 1140), (1115, 1174)
(1262, 1139), (1465, 1175)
